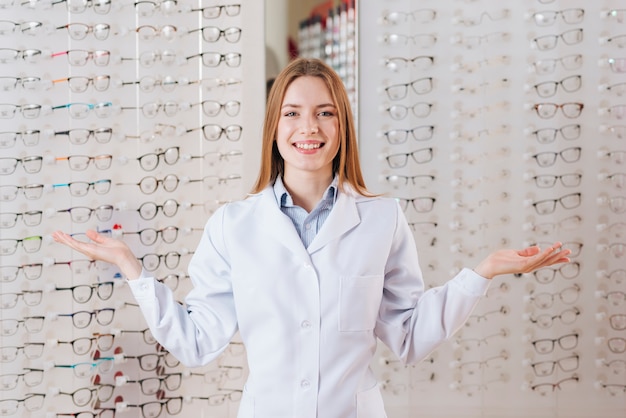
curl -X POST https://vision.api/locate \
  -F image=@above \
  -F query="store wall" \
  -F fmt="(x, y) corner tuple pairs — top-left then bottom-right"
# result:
(358, 1), (626, 417)
(0, 1), (264, 416)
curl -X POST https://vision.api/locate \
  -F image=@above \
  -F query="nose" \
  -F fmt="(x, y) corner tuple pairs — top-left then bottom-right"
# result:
(300, 116), (318, 135)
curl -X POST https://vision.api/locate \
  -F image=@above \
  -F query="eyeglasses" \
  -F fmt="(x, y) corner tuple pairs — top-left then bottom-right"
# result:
(530, 192), (581, 215)
(603, 8), (626, 23)
(530, 75), (582, 98)
(188, 174), (242, 190)
(120, 49), (177, 67)
(381, 8), (436, 25)
(52, 179), (112, 197)
(452, 54), (510, 73)
(395, 197), (436, 213)
(385, 147), (434, 168)
(530, 374), (579, 395)
(136, 199), (180, 220)
(0, 393), (45, 415)
(189, 149), (243, 166)
(609, 314), (626, 331)
(383, 55), (434, 72)
(51, 0), (112, 14)
(191, 124), (243, 141)
(52, 102), (114, 119)
(118, 327), (156, 345)
(121, 396), (183, 418)
(0, 210), (43, 228)
(528, 147), (582, 167)
(134, 24), (178, 41)
(527, 172), (582, 188)
(137, 251), (183, 271)
(189, 365), (244, 385)
(599, 80), (626, 97)
(190, 4), (241, 19)
(525, 307), (581, 329)
(116, 174), (181, 194)
(0, 235), (42, 255)
(0, 76), (41, 91)
(0, 48), (41, 63)
(134, 0), (178, 16)
(385, 174), (435, 188)
(136, 146), (179, 171)
(597, 149), (626, 165)
(531, 29), (583, 50)
(52, 49), (111, 66)
(530, 54), (583, 75)
(122, 101), (190, 118)
(121, 225), (179, 246)
(0, 368), (44, 390)
(531, 332), (579, 354)
(54, 358), (115, 378)
(54, 282), (115, 303)
(53, 75), (111, 93)
(57, 205), (114, 223)
(185, 51), (241, 67)
(55, 384), (114, 407)
(465, 305), (509, 327)
(55, 333), (115, 355)
(195, 100), (241, 117)
(596, 221), (626, 240)
(596, 289), (626, 307)
(598, 269), (626, 286)
(530, 8), (585, 26)
(119, 373), (182, 395)
(606, 58), (626, 77)
(529, 124), (581, 143)
(452, 31), (510, 49)
(452, 8), (510, 26)
(531, 102), (584, 119)
(384, 77), (433, 100)
(57, 23), (110, 40)
(0, 263), (43, 282)
(122, 75), (181, 92)
(53, 128), (113, 145)
(382, 125), (434, 144)
(385, 102), (433, 120)
(56, 154), (113, 170)
(48, 258), (109, 275)
(382, 32), (437, 48)
(0, 290), (43, 309)
(0, 129), (40, 148)
(123, 352), (179, 371)
(0, 103), (42, 118)
(0, 316), (45, 335)
(191, 389), (243, 406)
(526, 284), (581, 309)
(597, 194), (626, 213)
(57, 308), (115, 329)
(599, 172), (626, 189)
(602, 34), (626, 49)
(157, 272), (190, 291)
(453, 328), (508, 351)
(0, 20), (44, 36)
(188, 26), (242, 43)
(532, 262), (580, 284)
(452, 78), (510, 94)
(608, 337), (626, 354)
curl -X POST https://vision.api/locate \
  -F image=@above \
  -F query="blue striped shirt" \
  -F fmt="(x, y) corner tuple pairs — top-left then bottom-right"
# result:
(273, 176), (338, 248)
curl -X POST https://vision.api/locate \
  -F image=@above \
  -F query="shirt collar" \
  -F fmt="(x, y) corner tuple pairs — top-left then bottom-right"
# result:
(273, 175), (339, 208)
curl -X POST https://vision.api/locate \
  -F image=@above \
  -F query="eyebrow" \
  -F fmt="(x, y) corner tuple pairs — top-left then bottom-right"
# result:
(281, 103), (336, 110)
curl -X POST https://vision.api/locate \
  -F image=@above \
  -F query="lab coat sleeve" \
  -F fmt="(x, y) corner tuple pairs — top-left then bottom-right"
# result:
(127, 205), (238, 367)
(374, 202), (491, 365)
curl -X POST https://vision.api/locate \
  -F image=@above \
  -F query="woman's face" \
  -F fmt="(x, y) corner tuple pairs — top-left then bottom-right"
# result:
(275, 75), (339, 181)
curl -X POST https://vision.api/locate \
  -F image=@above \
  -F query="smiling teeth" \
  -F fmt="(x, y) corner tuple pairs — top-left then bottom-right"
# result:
(296, 143), (321, 149)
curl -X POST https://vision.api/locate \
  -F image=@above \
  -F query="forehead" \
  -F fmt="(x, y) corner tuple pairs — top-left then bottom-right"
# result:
(282, 76), (333, 105)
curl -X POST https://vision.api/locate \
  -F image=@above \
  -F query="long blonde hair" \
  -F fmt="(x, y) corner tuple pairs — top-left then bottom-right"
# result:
(250, 57), (371, 196)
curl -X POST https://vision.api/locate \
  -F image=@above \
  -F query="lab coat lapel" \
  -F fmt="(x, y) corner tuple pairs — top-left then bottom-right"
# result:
(307, 186), (361, 254)
(255, 187), (311, 260)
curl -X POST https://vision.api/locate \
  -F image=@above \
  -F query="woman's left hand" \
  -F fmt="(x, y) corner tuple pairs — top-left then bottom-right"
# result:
(473, 241), (571, 280)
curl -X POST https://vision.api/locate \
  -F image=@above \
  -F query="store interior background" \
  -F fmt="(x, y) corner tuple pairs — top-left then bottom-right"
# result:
(1, 0), (625, 417)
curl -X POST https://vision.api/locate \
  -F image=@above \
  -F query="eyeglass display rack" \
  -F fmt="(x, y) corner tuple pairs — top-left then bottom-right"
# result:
(0, 1), (264, 416)
(358, 1), (625, 417)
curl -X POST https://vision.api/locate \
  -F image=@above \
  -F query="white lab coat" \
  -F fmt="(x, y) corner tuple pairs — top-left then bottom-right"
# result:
(128, 184), (491, 418)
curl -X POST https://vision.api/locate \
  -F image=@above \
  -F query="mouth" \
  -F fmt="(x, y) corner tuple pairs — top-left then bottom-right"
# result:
(294, 142), (323, 150)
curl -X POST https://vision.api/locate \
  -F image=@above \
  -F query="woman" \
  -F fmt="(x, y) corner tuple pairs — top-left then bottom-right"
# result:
(53, 58), (570, 418)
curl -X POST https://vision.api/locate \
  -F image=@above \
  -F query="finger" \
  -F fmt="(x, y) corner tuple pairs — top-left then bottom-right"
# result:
(86, 229), (108, 244)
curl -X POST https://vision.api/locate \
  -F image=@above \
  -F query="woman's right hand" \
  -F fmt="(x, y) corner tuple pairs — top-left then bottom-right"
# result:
(52, 229), (143, 280)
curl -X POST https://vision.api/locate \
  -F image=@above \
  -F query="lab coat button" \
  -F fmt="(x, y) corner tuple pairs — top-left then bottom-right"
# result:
(300, 379), (310, 389)
(301, 320), (311, 329)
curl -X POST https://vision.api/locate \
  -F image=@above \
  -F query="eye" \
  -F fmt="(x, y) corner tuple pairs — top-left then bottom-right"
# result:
(283, 111), (297, 117)
(319, 110), (335, 117)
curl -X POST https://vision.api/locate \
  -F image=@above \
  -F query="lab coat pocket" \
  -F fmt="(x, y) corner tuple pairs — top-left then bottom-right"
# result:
(356, 384), (387, 418)
(339, 275), (384, 332)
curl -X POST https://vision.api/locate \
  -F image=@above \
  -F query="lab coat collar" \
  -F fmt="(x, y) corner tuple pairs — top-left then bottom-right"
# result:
(254, 183), (367, 257)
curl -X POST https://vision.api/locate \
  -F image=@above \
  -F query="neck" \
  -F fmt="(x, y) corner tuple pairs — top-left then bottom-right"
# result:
(283, 171), (333, 213)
